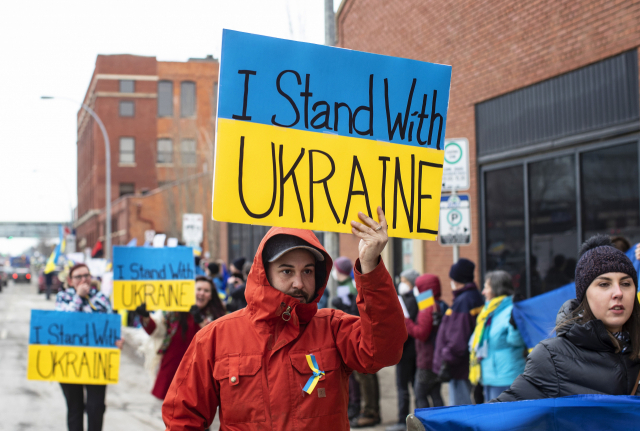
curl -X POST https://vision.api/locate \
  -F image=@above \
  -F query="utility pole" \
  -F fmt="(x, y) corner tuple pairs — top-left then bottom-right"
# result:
(41, 96), (112, 261)
(325, 0), (336, 46)
(324, 0), (340, 304)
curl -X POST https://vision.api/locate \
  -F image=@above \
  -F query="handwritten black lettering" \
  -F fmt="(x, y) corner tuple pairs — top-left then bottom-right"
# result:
(238, 136), (277, 218)
(232, 70), (257, 121)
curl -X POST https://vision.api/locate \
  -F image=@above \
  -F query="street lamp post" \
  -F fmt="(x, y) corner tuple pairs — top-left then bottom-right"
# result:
(41, 96), (112, 261)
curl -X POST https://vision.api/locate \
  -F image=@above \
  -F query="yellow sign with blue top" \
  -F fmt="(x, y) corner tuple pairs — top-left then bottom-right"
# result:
(212, 30), (452, 240)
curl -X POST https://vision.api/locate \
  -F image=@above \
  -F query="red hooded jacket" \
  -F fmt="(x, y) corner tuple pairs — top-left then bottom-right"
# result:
(162, 227), (406, 430)
(404, 274), (441, 371)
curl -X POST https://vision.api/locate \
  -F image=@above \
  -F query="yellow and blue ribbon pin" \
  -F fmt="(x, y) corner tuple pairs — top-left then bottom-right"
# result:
(303, 354), (325, 394)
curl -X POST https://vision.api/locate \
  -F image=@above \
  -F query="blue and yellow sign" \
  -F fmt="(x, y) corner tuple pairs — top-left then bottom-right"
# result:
(212, 30), (451, 240)
(112, 246), (196, 311)
(27, 310), (121, 385)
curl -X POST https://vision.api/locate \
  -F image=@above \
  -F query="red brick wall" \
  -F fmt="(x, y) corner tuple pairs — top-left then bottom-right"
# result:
(337, 0), (640, 303)
(77, 54), (159, 219)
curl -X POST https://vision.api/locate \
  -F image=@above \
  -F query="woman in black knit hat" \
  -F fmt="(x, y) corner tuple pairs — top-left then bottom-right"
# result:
(494, 235), (640, 401)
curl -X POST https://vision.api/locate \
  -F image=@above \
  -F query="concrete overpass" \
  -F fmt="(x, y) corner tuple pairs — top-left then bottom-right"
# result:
(0, 222), (70, 238)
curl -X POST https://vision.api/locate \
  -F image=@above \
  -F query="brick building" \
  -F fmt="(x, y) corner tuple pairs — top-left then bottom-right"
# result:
(74, 54), (224, 258)
(336, 0), (640, 302)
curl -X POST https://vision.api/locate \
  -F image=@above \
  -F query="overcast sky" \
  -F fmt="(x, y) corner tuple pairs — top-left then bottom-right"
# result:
(0, 0), (338, 254)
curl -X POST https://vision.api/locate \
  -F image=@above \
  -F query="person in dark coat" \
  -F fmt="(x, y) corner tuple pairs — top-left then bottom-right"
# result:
(405, 274), (445, 409)
(495, 235), (640, 402)
(432, 258), (484, 406)
(137, 276), (226, 400)
(386, 269), (420, 431)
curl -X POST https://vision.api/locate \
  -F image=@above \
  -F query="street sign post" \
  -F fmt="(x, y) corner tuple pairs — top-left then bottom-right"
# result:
(182, 214), (203, 248)
(442, 138), (470, 191)
(439, 193), (471, 262)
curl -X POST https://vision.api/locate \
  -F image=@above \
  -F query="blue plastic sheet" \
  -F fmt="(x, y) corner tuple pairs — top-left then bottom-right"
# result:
(414, 395), (640, 431)
(511, 283), (575, 349)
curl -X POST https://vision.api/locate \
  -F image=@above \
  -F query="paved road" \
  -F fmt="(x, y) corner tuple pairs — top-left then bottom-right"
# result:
(0, 279), (441, 430)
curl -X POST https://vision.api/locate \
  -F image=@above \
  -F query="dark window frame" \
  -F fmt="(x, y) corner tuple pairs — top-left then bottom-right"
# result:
(119, 182), (135, 197)
(480, 135), (640, 298)
(158, 80), (173, 117)
(119, 80), (135, 93)
(119, 137), (136, 164)
(157, 138), (173, 164)
(180, 81), (196, 118)
(180, 139), (197, 165)
(119, 100), (135, 117)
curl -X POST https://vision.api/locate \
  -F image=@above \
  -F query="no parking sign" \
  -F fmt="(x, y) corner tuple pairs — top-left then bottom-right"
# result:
(439, 194), (471, 245)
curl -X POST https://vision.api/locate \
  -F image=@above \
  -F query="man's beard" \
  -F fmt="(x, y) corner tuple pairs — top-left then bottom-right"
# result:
(289, 289), (311, 304)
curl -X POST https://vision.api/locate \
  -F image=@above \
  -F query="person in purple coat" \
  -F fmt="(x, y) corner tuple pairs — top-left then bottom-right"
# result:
(432, 258), (484, 406)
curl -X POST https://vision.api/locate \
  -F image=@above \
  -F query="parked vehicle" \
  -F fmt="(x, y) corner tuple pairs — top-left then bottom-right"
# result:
(0, 263), (8, 291)
(10, 256), (31, 283)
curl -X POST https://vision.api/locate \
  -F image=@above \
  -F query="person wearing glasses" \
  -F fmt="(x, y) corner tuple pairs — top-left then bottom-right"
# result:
(55, 263), (122, 431)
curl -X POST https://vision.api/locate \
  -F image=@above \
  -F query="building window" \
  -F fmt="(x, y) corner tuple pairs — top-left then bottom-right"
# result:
(529, 156), (577, 296)
(119, 101), (134, 117)
(180, 139), (196, 165)
(119, 183), (135, 197)
(119, 80), (135, 93)
(158, 81), (173, 117)
(482, 141), (640, 299)
(157, 138), (173, 163)
(581, 143), (640, 241)
(484, 165), (526, 293)
(119, 137), (135, 164)
(180, 81), (196, 117)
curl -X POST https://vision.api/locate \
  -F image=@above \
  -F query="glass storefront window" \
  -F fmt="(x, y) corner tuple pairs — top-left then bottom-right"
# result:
(529, 156), (577, 296)
(581, 143), (640, 246)
(402, 239), (413, 272)
(485, 166), (526, 292)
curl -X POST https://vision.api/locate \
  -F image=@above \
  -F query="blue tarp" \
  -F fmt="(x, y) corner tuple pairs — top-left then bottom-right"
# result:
(414, 394), (640, 431)
(511, 243), (640, 349)
(511, 283), (575, 349)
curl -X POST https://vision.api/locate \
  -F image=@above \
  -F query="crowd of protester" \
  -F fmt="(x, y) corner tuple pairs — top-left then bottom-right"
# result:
(48, 229), (640, 430)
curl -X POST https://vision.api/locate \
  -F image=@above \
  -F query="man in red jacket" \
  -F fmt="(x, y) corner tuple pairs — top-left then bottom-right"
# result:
(162, 208), (407, 430)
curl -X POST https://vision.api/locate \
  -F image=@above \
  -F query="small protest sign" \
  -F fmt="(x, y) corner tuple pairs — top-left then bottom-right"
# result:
(212, 30), (451, 240)
(112, 246), (196, 311)
(27, 310), (121, 385)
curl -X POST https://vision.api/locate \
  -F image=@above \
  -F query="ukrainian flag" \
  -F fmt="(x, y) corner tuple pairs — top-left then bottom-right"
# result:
(416, 289), (434, 311)
(44, 226), (64, 274)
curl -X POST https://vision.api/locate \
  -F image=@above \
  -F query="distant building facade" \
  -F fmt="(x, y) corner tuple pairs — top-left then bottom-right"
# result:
(337, 0), (640, 302)
(74, 54), (227, 259)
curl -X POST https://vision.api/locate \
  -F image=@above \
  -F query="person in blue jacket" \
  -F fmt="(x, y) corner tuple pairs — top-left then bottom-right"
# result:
(470, 270), (526, 401)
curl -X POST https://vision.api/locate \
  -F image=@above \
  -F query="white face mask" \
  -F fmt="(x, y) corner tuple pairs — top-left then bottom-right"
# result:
(451, 280), (457, 291)
(398, 282), (412, 295)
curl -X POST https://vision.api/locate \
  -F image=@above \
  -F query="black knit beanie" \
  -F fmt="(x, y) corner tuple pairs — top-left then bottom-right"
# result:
(574, 235), (638, 303)
(449, 258), (475, 284)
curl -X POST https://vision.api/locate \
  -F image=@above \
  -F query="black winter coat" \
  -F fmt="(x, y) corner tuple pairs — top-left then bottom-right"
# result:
(495, 299), (640, 402)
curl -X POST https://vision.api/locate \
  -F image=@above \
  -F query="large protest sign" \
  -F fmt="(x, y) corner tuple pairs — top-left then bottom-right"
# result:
(212, 30), (451, 240)
(112, 246), (196, 311)
(27, 310), (121, 384)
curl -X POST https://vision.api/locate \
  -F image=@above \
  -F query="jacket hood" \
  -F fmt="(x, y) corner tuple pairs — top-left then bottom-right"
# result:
(555, 299), (617, 352)
(415, 274), (441, 299)
(244, 227), (333, 326)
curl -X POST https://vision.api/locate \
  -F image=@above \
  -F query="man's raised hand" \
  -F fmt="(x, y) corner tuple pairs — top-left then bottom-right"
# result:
(350, 206), (389, 274)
